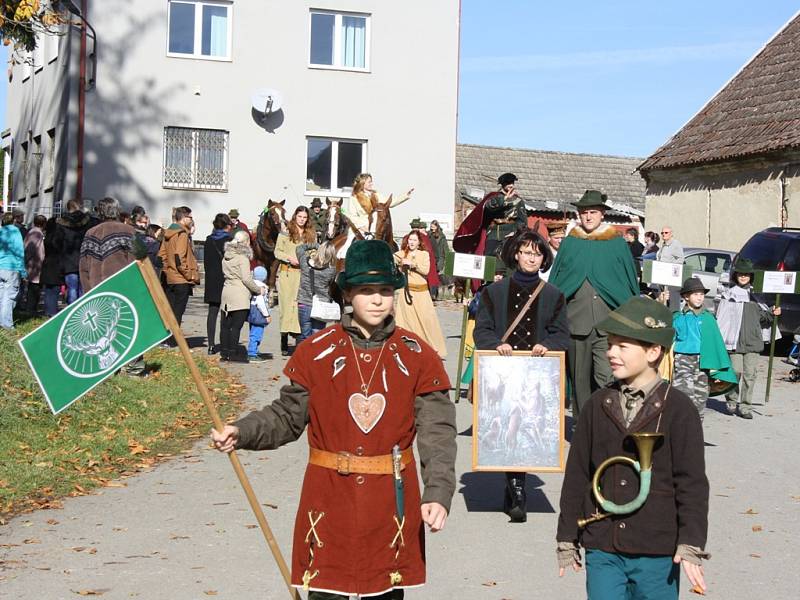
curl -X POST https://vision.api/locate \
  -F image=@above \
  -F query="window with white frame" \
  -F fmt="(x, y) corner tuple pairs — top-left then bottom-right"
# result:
(309, 10), (370, 70)
(163, 127), (229, 191)
(306, 137), (366, 193)
(167, 1), (232, 60)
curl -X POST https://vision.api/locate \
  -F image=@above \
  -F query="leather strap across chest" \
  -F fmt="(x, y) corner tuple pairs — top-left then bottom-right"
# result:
(309, 447), (414, 475)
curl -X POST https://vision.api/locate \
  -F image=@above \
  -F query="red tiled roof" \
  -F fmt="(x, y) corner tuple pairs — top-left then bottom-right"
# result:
(639, 13), (800, 172)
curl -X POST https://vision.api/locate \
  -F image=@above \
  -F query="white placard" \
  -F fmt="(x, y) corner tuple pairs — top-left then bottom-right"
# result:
(453, 253), (486, 279)
(650, 261), (685, 287)
(762, 271), (797, 294)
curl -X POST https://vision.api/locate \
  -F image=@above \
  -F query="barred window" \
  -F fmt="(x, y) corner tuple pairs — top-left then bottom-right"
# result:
(163, 127), (228, 191)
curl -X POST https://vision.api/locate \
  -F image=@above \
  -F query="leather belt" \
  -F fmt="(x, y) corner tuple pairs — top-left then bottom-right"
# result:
(308, 447), (414, 475)
(490, 218), (515, 226)
(279, 263), (299, 272)
(407, 282), (428, 292)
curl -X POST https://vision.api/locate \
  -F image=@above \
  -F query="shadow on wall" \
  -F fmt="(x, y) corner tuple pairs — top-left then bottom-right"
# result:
(642, 162), (800, 196)
(82, 2), (188, 215)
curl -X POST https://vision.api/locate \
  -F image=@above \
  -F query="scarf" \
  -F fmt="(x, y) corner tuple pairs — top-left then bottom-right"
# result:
(210, 228), (231, 240)
(716, 285), (749, 350)
(511, 269), (541, 288)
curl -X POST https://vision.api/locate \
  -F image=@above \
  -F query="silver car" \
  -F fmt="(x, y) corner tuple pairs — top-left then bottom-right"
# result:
(682, 247), (736, 310)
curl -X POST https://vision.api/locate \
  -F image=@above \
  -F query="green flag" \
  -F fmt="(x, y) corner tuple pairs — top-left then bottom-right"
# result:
(18, 262), (170, 414)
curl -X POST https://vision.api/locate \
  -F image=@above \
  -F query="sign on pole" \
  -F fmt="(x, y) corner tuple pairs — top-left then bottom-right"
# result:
(641, 260), (693, 287)
(753, 270), (800, 294)
(444, 252), (497, 281)
(18, 262), (170, 414)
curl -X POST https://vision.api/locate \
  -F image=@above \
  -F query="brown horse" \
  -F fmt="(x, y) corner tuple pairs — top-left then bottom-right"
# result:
(252, 199), (287, 291)
(331, 194), (398, 272)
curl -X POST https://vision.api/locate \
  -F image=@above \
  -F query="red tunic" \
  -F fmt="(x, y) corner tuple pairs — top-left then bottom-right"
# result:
(283, 324), (450, 596)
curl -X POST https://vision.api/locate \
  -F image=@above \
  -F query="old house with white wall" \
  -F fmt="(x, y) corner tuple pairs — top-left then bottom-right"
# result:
(3, 1), (460, 236)
(638, 11), (800, 251)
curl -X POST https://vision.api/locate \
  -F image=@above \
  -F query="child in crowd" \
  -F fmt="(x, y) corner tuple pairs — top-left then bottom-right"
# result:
(558, 296), (710, 599)
(247, 266), (272, 362)
(672, 277), (737, 420)
(715, 259), (781, 419)
(211, 240), (456, 599)
(295, 240), (337, 344)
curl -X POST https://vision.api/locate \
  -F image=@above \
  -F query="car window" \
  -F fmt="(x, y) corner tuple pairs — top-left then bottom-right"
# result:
(740, 233), (789, 269)
(783, 241), (800, 272)
(684, 255), (703, 270)
(704, 254), (728, 274)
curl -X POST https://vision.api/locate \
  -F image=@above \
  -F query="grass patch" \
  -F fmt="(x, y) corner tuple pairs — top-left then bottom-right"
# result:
(0, 319), (246, 521)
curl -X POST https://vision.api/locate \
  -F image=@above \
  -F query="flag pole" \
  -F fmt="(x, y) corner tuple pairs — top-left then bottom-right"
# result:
(136, 259), (300, 600)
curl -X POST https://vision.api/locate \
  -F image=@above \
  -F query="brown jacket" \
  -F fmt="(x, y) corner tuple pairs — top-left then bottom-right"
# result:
(557, 380), (709, 556)
(158, 224), (199, 285)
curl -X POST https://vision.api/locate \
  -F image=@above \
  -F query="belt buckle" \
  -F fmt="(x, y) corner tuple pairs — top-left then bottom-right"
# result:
(336, 451), (351, 475)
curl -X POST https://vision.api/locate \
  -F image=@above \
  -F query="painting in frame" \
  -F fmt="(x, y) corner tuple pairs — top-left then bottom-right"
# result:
(472, 350), (566, 472)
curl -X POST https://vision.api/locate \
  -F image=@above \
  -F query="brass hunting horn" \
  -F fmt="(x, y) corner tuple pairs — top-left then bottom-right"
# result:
(577, 432), (663, 528)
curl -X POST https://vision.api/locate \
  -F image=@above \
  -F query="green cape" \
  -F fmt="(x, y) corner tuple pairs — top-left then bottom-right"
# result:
(696, 311), (738, 384)
(549, 234), (639, 309)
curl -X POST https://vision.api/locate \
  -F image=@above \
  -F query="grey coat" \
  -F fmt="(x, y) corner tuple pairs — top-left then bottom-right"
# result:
(220, 241), (261, 313)
(296, 242), (336, 306)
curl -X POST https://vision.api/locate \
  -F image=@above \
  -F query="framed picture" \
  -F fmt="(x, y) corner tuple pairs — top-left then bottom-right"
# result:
(472, 351), (566, 472)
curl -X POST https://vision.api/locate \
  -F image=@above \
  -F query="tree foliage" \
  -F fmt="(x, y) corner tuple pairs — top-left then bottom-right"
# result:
(1, 1), (67, 56)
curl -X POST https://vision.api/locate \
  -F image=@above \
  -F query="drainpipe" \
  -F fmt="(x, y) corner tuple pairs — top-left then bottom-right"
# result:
(706, 188), (712, 246)
(75, 0), (87, 199)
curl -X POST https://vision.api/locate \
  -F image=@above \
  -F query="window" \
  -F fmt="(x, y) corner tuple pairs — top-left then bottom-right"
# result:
(163, 127), (229, 191)
(167, 1), (231, 60)
(31, 135), (42, 196)
(18, 141), (28, 201)
(44, 129), (56, 191)
(306, 137), (366, 193)
(309, 11), (369, 70)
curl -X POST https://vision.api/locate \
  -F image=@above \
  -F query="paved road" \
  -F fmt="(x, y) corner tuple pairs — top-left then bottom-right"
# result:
(1, 294), (799, 599)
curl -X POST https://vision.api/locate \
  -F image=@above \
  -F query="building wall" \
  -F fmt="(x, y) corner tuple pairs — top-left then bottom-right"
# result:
(74, 0), (460, 235)
(644, 159), (800, 251)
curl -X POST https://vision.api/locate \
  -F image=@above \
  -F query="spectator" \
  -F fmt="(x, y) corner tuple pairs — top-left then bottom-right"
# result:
(295, 240), (337, 343)
(204, 213), (233, 355)
(428, 220), (449, 300)
(158, 206), (200, 332)
(11, 208), (28, 239)
(79, 197), (136, 292)
(308, 197), (327, 242)
(656, 225), (684, 311)
(228, 208), (249, 235)
(642, 230), (660, 259)
(220, 230), (262, 363)
(132, 208), (161, 275)
(247, 266), (272, 362)
(40, 217), (64, 317)
(540, 221), (567, 282)
(0, 212), (27, 329)
(56, 198), (93, 304)
(624, 227), (644, 259)
(23, 214), (47, 314)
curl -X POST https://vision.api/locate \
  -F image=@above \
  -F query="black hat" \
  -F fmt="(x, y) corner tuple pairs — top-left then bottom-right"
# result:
(498, 173), (518, 187)
(680, 277), (709, 295)
(572, 190), (608, 209)
(733, 257), (755, 274)
(310, 197), (322, 208)
(335, 240), (406, 290)
(597, 296), (675, 348)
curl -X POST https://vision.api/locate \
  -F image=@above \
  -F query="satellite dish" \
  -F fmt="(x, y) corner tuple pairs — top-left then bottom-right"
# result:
(251, 88), (283, 115)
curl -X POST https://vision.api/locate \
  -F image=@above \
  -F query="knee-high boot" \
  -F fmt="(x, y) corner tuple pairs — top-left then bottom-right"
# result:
(504, 472), (527, 523)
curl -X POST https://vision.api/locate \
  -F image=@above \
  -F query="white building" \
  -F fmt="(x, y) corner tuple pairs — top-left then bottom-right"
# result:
(3, 1), (460, 236)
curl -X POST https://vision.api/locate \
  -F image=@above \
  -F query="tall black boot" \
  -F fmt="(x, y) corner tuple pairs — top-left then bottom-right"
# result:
(504, 472), (527, 523)
(281, 333), (289, 356)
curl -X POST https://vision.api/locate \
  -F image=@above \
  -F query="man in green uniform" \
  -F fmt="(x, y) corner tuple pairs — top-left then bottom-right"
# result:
(483, 173), (528, 268)
(548, 190), (639, 417)
(309, 198), (328, 243)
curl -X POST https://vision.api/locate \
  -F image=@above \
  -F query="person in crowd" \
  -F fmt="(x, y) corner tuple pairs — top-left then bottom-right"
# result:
(308, 197), (327, 242)
(56, 198), (92, 304)
(228, 208), (249, 235)
(474, 229), (569, 522)
(558, 296), (710, 598)
(0, 212), (27, 329)
(158, 206), (200, 334)
(204, 213), (233, 355)
(657, 226), (684, 312)
(23, 215), (47, 314)
(427, 220), (449, 300)
(79, 197), (135, 292)
(40, 217), (64, 317)
(540, 221), (567, 282)
(642, 231), (660, 258)
(247, 266), (272, 362)
(548, 190), (639, 418)
(715, 258), (781, 419)
(210, 239), (456, 600)
(132, 207), (161, 274)
(220, 230), (262, 363)
(340, 173), (413, 256)
(11, 208), (28, 239)
(393, 230), (448, 358)
(296, 240), (337, 344)
(274, 206), (316, 356)
(409, 218), (442, 300)
(624, 227), (644, 259)
(672, 277), (737, 421)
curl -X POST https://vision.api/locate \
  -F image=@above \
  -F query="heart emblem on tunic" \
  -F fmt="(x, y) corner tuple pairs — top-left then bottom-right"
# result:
(348, 392), (386, 434)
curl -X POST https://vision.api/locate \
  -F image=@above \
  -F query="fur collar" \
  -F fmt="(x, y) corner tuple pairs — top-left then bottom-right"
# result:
(568, 222), (619, 241)
(223, 239), (253, 259)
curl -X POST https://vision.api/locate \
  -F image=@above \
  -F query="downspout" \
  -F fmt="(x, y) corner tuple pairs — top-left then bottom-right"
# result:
(706, 188), (711, 247)
(779, 168), (786, 227)
(76, 0), (87, 199)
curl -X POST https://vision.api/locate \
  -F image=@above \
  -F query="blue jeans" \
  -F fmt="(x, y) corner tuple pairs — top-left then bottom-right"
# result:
(43, 285), (61, 316)
(586, 549), (679, 600)
(0, 269), (21, 329)
(297, 302), (325, 343)
(248, 324), (266, 356)
(65, 273), (82, 304)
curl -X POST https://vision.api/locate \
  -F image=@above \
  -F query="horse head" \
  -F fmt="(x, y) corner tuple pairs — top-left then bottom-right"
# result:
(371, 194), (394, 246)
(325, 198), (343, 240)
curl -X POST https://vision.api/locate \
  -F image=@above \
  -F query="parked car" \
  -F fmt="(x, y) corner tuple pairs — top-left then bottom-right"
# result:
(734, 227), (800, 335)
(683, 247), (736, 309)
